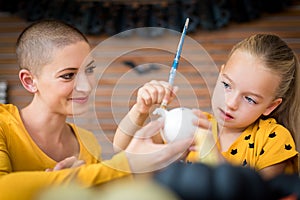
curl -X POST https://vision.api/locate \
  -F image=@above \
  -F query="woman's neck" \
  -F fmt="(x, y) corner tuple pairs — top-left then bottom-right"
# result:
(20, 101), (79, 161)
(20, 101), (68, 143)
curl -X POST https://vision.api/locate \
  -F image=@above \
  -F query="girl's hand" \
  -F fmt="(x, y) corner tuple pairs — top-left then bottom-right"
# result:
(114, 80), (178, 152)
(45, 156), (85, 172)
(190, 109), (223, 165)
(135, 80), (178, 114)
(192, 109), (211, 130)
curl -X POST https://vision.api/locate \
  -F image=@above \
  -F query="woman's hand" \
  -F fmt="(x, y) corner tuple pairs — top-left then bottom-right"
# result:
(125, 119), (193, 173)
(45, 156), (85, 172)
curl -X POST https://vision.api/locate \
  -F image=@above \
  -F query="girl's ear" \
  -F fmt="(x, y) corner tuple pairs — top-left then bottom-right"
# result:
(19, 69), (37, 93)
(263, 98), (282, 116)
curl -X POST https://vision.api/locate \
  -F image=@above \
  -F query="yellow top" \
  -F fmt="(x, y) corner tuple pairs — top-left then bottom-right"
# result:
(187, 113), (298, 174)
(0, 104), (131, 200)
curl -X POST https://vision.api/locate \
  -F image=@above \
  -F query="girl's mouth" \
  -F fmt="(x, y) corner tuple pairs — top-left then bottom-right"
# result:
(219, 108), (234, 120)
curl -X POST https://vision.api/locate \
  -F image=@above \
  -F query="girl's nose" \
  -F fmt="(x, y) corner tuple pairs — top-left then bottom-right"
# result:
(225, 92), (239, 111)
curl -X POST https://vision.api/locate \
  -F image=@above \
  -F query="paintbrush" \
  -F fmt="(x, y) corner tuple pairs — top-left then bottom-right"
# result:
(160, 18), (189, 109)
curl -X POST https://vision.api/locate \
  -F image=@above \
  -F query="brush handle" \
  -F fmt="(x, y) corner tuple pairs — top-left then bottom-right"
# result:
(171, 18), (189, 71)
(160, 18), (189, 109)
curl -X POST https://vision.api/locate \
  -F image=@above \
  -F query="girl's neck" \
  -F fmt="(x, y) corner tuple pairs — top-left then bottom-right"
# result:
(217, 125), (245, 152)
(219, 127), (244, 135)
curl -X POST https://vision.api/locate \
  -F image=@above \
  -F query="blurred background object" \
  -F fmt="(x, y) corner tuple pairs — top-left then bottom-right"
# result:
(0, 0), (295, 35)
(0, 81), (7, 103)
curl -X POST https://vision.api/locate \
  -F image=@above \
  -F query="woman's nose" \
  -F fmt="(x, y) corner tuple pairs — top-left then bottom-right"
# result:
(75, 73), (93, 93)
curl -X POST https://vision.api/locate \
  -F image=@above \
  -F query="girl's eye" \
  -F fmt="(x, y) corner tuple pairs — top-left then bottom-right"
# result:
(221, 81), (230, 89)
(85, 65), (96, 74)
(245, 96), (257, 104)
(60, 73), (75, 80)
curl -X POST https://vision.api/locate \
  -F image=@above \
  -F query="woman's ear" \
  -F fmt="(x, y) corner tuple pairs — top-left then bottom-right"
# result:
(19, 69), (37, 93)
(263, 98), (282, 116)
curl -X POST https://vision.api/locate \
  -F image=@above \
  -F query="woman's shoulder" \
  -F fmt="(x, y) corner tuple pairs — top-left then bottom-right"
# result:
(68, 123), (95, 138)
(0, 104), (18, 115)
(67, 124), (99, 147)
(0, 104), (20, 124)
(68, 123), (101, 160)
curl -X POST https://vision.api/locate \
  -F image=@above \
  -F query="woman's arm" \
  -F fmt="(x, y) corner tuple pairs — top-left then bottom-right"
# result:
(0, 152), (131, 200)
(0, 119), (193, 200)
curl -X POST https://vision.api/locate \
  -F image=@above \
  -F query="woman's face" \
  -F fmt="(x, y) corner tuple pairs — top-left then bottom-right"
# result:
(211, 50), (282, 132)
(34, 41), (97, 116)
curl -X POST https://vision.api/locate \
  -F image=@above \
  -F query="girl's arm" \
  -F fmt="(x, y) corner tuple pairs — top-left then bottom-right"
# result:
(113, 80), (177, 152)
(113, 104), (150, 152)
(259, 160), (288, 180)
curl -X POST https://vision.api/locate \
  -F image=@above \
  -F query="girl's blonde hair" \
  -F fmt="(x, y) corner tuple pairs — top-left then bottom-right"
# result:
(16, 19), (89, 75)
(230, 34), (300, 150)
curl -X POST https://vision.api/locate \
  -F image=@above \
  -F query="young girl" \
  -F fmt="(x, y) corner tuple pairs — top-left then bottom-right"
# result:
(114, 33), (300, 179)
(0, 19), (192, 200)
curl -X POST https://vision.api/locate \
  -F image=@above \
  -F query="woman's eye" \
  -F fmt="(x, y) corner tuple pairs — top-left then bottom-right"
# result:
(245, 96), (257, 104)
(60, 73), (75, 80)
(86, 65), (96, 74)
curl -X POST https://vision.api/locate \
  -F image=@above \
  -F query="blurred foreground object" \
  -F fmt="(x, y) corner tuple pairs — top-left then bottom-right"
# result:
(38, 179), (180, 200)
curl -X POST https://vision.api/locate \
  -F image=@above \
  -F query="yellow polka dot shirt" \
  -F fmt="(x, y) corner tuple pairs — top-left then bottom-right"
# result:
(188, 113), (298, 174)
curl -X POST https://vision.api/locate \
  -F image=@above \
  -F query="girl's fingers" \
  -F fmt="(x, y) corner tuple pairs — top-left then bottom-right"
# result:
(137, 80), (177, 106)
(192, 109), (211, 129)
(137, 87), (152, 106)
(192, 109), (206, 118)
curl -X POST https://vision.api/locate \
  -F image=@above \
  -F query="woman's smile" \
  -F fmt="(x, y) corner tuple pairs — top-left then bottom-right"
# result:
(69, 96), (89, 104)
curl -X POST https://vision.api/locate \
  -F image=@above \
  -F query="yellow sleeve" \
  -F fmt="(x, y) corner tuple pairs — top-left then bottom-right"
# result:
(255, 124), (298, 170)
(0, 152), (131, 200)
(0, 121), (12, 175)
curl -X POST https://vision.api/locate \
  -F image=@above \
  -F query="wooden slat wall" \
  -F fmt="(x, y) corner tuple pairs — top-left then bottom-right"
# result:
(0, 3), (299, 158)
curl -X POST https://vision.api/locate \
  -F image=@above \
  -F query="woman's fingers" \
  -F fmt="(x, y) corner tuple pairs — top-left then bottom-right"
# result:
(50, 156), (85, 171)
(128, 119), (164, 145)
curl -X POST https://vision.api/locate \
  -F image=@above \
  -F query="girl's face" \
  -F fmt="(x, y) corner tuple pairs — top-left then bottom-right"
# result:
(34, 41), (96, 116)
(211, 50), (282, 132)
